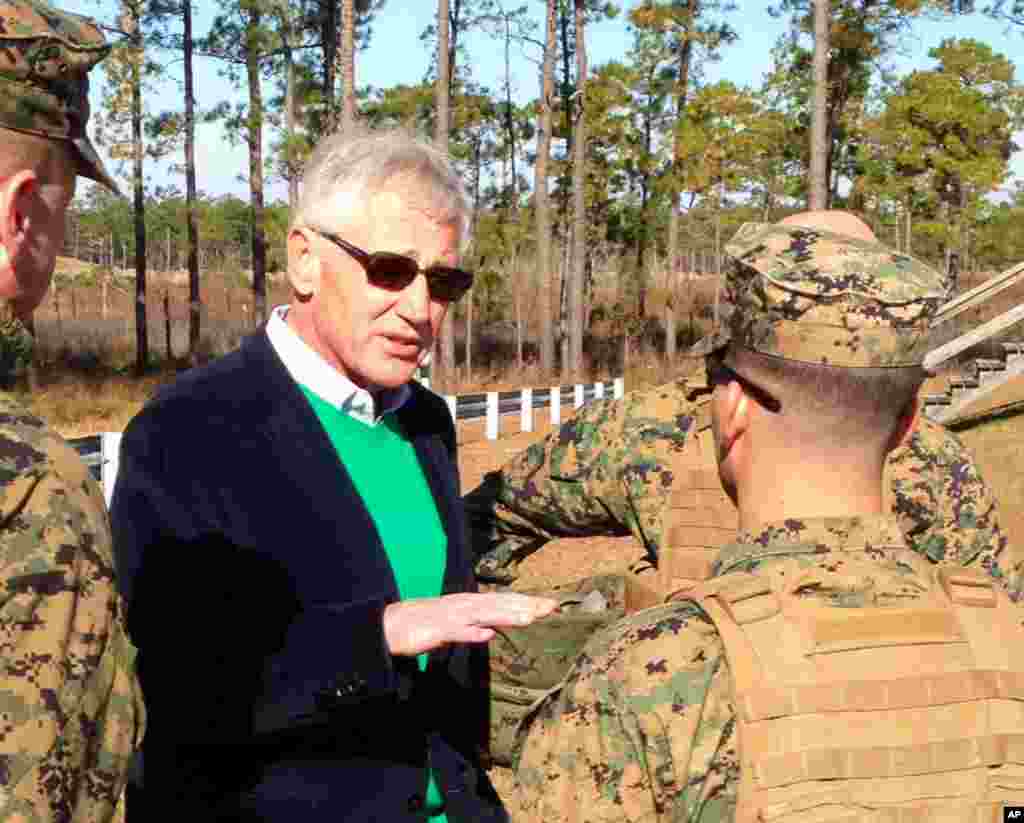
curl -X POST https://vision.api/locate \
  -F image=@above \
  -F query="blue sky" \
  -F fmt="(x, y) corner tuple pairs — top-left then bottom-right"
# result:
(74, 1), (1024, 203)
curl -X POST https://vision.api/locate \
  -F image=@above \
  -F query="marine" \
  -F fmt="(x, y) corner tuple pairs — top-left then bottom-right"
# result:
(0, 2), (145, 820)
(465, 214), (1019, 601)
(512, 211), (1024, 821)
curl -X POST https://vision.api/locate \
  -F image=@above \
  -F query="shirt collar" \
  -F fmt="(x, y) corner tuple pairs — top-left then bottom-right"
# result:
(265, 305), (410, 426)
(712, 514), (910, 577)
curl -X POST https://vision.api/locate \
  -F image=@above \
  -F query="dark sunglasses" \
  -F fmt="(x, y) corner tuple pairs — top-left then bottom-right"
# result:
(705, 356), (781, 413)
(309, 227), (474, 304)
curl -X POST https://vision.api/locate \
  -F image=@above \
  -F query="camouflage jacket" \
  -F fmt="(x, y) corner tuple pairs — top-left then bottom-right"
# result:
(512, 515), (995, 822)
(464, 378), (1020, 600)
(0, 386), (145, 821)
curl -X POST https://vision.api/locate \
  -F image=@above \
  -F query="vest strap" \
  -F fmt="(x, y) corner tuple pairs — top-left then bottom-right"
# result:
(938, 568), (998, 608)
(740, 669), (1024, 722)
(752, 732), (1024, 789)
(758, 798), (1005, 822)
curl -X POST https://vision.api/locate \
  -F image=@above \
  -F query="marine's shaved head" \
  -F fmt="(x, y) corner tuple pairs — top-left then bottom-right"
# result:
(778, 210), (875, 242)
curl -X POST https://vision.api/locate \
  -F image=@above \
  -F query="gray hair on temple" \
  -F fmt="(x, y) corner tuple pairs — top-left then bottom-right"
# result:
(292, 126), (471, 252)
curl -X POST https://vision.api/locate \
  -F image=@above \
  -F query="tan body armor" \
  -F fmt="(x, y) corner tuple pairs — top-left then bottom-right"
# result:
(685, 562), (1024, 821)
(657, 419), (739, 595)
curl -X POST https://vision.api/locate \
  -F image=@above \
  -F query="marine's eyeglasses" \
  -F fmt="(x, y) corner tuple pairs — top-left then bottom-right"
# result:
(705, 356), (781, 413)
(310, 227), (474, 304)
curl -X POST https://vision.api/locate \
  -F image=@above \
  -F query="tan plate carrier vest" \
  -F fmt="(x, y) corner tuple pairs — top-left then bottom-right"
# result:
(656, 408), (738, 595)
(682, 565), (1024, 821)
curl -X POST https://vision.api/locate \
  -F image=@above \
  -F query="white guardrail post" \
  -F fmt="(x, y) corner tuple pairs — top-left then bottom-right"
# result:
(594, 381), (605, 400)
(521, 387), (533, 433)
(445, 394), (457, 423)
(550, 386), (560, 425)
(485, 392), (499, 440)
(613, 377), (624, 399)
(100, 431), (122, 507)
(573, 384), (585, 409)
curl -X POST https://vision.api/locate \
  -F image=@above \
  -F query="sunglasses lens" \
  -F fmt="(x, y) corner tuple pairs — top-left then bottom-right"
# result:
(425, 268), (473, 302)
(366, 255), (419, 291)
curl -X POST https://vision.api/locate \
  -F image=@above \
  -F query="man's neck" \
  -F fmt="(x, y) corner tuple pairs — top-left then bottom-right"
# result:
(736, 451), (886, 531)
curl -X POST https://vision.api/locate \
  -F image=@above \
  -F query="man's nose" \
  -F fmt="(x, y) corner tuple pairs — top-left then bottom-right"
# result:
(397, 272), (431, 323)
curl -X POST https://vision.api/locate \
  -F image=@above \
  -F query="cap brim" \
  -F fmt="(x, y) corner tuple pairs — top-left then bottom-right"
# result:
(72, 136), (123, 198)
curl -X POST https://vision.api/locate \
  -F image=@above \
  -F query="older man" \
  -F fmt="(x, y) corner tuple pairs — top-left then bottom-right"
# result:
(514, 217), (1024, 822)
(465, 212), (1019, 601)
(111, 128), (555, 822)
(0, 2), (145, 820)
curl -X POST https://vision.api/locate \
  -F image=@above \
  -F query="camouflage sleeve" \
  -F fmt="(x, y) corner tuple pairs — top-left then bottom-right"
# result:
(0, 407), (145, 822)
(464, 383), (697, 582)
(887, 415), (1022, 601)
(513, 602), (737, 823)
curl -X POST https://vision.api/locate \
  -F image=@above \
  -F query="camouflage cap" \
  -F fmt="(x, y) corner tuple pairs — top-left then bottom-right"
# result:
(0, 0), (121, 195)
(690, 222), (947, 367)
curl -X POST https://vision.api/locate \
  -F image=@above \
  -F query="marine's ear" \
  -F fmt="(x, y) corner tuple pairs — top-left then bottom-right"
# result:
(716, 378), (750, 461)
(0, 169), (39, 296)
(889, 393), (920, 453)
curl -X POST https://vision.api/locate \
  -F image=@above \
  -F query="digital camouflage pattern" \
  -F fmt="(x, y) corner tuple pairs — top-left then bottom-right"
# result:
(488, 573), (661, 767)
(885, 413), (1021, 600)
(0, 0), (120, 193)
(465, 378), (697, 583)
(691, 223), (947, 366)
(0, 310), (145, 822)
(512, 515), (966, 822)
(465, 376), (1021, 600)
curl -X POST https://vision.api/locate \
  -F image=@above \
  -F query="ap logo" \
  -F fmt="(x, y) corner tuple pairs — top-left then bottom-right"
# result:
(1005, 807), (1024, 821)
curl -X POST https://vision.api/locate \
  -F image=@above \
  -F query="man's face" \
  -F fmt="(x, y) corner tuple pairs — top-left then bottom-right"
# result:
(299, 187), (459, 390)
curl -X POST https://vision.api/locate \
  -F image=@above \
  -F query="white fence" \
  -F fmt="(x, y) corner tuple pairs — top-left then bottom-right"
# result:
(70, 376), (625, 507)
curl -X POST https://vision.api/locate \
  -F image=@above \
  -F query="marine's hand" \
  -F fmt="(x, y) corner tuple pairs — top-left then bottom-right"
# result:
(383, 592), (558, 656)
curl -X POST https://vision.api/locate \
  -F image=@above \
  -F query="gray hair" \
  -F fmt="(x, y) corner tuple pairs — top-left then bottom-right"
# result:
(293, 126), (471, 252)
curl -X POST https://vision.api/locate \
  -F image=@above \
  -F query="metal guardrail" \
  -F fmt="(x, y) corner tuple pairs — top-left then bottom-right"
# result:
(69, 435), (103, 482)
(67, 378), (624, 496)
(456, 383), (603, 420)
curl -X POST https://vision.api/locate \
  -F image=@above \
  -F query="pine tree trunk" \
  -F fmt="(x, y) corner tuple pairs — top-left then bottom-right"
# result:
(247, 10), (267, 327)
(323, 0), (337, 129)
(280, 6), (299, 209)
(434, 0), (453, 388)
(129, 0), (148, 375)
(809, 0), (830, 209)
(339, 0), (356, 130)
(569, 0), (587, 375)
(665, 0), (697, 363)
(536, 0), (557, 374)
(184, 0), (201, 363)
(465, 290), (473, 382)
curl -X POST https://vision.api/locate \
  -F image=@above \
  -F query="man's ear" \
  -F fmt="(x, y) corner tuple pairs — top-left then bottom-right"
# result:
(287, 228), (320, 300)
(0, 170), (38, 301)
(718, 379), (750, 457)
(0, 170), (38, 255)
(889, 393), (920, 452)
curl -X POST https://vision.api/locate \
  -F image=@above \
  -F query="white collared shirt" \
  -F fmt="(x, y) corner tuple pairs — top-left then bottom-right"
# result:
(265, 305), (410, 426)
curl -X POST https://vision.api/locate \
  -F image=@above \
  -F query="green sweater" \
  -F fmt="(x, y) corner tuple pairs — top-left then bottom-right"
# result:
(301, 387), (449, 821)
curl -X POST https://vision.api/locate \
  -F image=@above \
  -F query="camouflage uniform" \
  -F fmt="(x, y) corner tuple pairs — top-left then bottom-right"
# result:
(0, 4), (144, 821)
(512, 224), (1014, 821)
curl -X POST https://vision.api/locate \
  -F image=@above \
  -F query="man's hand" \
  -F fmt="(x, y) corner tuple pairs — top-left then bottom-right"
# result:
(383, 592), (558, 657)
